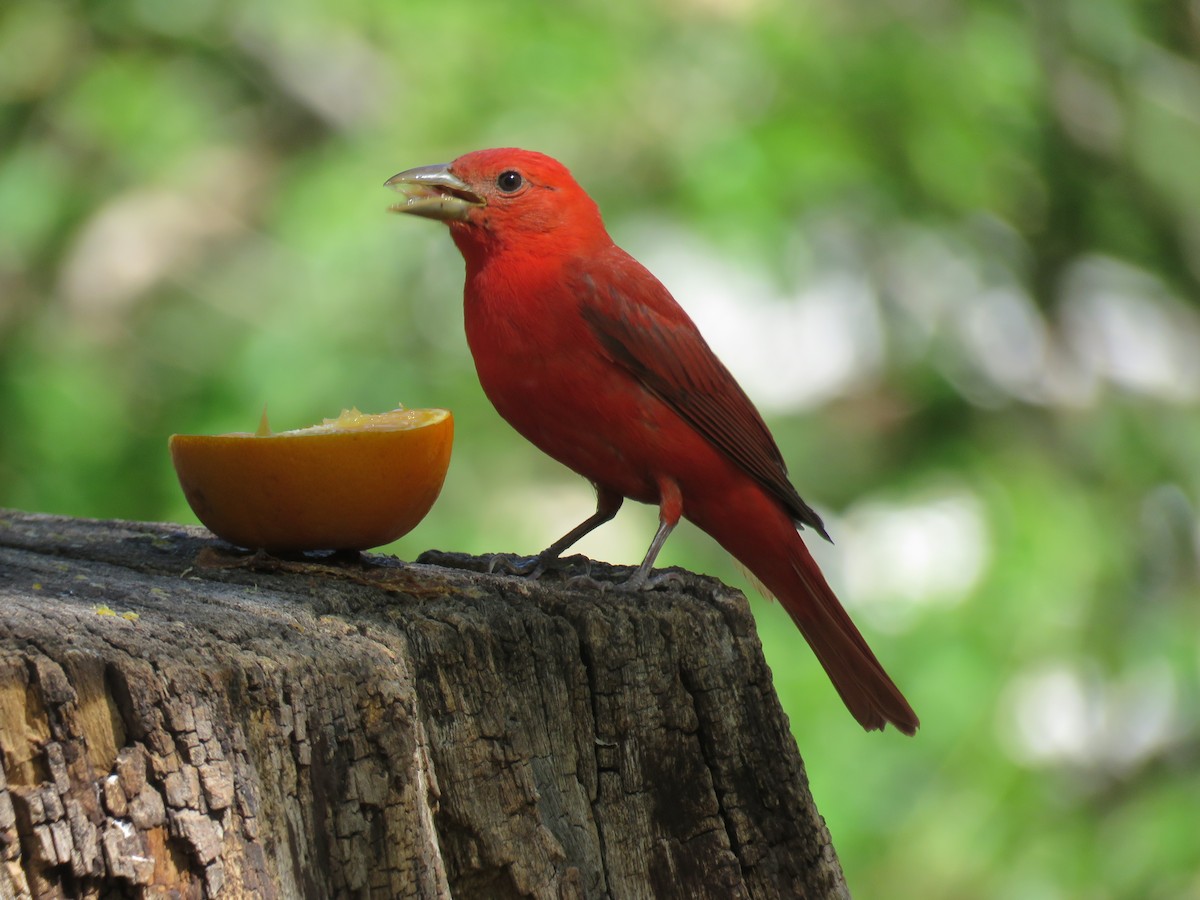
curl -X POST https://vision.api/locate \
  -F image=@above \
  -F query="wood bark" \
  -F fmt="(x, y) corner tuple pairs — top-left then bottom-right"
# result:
(0, 509), (848, 899)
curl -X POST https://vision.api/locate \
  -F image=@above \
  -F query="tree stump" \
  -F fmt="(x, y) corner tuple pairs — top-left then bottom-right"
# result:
(0, 509), (848, 899)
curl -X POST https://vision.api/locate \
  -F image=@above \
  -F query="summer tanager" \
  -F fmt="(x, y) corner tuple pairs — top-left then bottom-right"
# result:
(386, 148), (918, 735)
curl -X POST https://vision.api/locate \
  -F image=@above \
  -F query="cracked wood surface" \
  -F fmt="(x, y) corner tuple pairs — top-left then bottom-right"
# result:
(0, 509), (848, 899)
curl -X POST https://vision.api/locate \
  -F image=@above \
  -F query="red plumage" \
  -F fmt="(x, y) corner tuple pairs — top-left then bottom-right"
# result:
(387, 148), (918, 735)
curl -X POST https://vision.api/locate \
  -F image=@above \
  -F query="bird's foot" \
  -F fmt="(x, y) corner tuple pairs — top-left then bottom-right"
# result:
(486, 552), (546, 578)
(487, 550), (589, 581)
(485, 553), (683, 594)
(614, 566), (686, 593)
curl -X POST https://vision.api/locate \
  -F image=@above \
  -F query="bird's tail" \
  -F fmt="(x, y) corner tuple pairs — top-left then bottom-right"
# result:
(781, 544), (919, 735)
(705, 497), (919, 735)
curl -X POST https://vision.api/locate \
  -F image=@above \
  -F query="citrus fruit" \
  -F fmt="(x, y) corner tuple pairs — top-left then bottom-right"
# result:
(169, 406), (453, 552)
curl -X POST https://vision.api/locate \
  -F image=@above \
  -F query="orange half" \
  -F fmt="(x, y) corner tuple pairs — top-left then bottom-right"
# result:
(169, 407), (453, 552)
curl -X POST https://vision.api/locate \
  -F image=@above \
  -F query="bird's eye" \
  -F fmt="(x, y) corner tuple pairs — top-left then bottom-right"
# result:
(496, 170), (524, 193)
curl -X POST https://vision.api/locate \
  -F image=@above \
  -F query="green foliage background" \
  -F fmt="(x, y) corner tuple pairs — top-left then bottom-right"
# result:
(3, 0), (1199, 895)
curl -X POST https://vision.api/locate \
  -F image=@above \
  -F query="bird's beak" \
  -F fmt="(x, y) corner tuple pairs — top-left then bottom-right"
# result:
(384, 163), (484, 221)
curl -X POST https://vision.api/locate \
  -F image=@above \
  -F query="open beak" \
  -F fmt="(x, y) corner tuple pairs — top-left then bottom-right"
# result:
(384, 163), (484, 221)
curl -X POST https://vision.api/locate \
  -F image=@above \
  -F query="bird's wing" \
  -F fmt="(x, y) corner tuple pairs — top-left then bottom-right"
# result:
(573, 254), (831, 540)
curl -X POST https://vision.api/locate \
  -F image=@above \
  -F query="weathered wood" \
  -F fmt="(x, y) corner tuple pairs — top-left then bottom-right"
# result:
(0, 509), (848, 899)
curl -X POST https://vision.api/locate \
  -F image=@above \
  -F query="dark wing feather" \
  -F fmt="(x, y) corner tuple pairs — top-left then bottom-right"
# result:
(575, 260), (831, 541)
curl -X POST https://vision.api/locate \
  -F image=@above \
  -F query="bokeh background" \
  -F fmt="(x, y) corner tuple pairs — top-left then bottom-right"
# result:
(3, 0), (1199, 896)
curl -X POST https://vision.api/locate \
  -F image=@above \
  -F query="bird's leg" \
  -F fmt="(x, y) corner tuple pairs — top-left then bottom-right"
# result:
(536, 487), (623, 566)
(619, 517), (677, 591)
(620, 477), (683, 591)
(490, 487), (623, 578)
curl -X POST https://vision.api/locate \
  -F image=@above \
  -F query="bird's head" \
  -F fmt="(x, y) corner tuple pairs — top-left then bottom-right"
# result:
(386, 148), (608, 262)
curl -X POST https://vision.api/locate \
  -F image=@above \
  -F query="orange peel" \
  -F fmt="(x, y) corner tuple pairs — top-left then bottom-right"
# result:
(169, 406), (453, 552)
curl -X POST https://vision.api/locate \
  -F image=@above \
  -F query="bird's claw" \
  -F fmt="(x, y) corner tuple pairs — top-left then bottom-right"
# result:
(561, 563), (683, 593)
(486, 552), (681, 594)
(564, 567), (609, 592)
(616, 567), (685, 593)
(486, 552), (546, 577)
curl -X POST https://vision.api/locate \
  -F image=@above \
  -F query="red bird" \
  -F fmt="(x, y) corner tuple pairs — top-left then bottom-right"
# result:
(386, 149), (918, 735)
